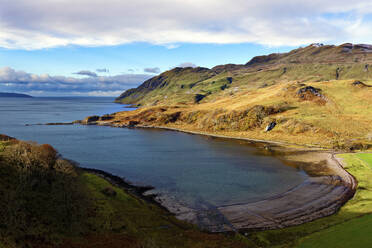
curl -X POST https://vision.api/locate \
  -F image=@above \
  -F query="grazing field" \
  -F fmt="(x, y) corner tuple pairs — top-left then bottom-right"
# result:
(297, 153), (372, 248)
(356, 153), (372, 168)
(298, 214), (372, 248)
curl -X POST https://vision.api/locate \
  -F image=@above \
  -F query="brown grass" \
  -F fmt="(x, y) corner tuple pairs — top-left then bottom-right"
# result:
(101, 79), (372, 150)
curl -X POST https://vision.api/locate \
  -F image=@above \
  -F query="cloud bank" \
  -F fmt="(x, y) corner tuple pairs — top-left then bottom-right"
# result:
(0, 67), (152, 96)
(2, 0), (372, 49)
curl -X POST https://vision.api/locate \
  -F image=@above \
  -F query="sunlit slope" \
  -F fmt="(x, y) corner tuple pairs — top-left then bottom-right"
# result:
(111, 78), (372, 149)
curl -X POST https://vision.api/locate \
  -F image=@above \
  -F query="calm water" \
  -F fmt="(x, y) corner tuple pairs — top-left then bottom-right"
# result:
(0, 97), (307, 209)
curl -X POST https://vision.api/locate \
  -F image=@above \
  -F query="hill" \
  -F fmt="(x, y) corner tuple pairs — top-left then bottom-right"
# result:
(0, 92), (33, 98)
(112, 43), (372, 150)
(115, 43), (372, 106)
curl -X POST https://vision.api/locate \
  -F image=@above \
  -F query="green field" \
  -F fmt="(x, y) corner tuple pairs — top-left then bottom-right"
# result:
(356, 153), (372, 168)
(299, 214), (372, 248)
(297, 153), (372, 248)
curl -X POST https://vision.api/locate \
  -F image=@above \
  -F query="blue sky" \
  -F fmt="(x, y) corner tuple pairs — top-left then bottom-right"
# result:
(1, 0), (372, 96)
(0, 43), (294, 76)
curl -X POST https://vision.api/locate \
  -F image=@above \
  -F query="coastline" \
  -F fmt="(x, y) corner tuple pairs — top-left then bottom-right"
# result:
(77, 120), (358, 232)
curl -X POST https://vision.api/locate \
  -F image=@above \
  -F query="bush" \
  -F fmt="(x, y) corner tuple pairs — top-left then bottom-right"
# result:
(0, 141), (91, 247)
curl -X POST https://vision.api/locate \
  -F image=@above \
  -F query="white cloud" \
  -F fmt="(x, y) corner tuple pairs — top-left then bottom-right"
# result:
(0, 67), (152, 96)
(2, 0), (372, 49)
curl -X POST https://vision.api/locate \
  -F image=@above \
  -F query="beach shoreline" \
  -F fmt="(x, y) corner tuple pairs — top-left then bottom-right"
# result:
(77, 120), (357, 232)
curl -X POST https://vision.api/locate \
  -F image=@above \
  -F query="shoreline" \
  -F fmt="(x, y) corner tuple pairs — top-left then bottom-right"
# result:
(78, 120), (358, 232)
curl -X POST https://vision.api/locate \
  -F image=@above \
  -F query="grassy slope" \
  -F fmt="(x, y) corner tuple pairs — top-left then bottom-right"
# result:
(109, 79), (372, 150)
(0, 139), (252, 248)
(297, 153), (372, 248)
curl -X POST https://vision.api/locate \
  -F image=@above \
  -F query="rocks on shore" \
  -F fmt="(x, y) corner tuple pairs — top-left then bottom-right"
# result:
(81, 114), (115, 125)
(83, 115), (100, 124)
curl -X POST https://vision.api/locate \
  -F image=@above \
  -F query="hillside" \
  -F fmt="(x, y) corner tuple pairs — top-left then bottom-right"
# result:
(112, 43), (372, 150)
(115, 43), (372, 107)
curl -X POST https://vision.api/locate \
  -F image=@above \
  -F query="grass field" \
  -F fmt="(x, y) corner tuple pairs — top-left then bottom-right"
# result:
(298, 214), (372, 248)
(297, 153), (372, 248)
(356, 153), (372, 168)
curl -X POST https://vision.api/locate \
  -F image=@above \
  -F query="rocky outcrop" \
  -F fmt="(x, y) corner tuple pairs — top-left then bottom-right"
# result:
(83, 115), (100, 124)
(297, 86), (327, 104)
(100, 114), (114, 121)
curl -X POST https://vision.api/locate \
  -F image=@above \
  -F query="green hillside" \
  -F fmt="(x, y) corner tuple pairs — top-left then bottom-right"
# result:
(116, 43), (372, 107)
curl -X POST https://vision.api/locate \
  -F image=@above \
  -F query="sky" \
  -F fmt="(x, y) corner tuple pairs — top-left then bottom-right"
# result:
(1, 0), (372, 96)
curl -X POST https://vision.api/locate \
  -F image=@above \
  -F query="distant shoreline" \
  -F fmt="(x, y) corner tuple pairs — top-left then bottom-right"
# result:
(0, 92), (33, 98)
